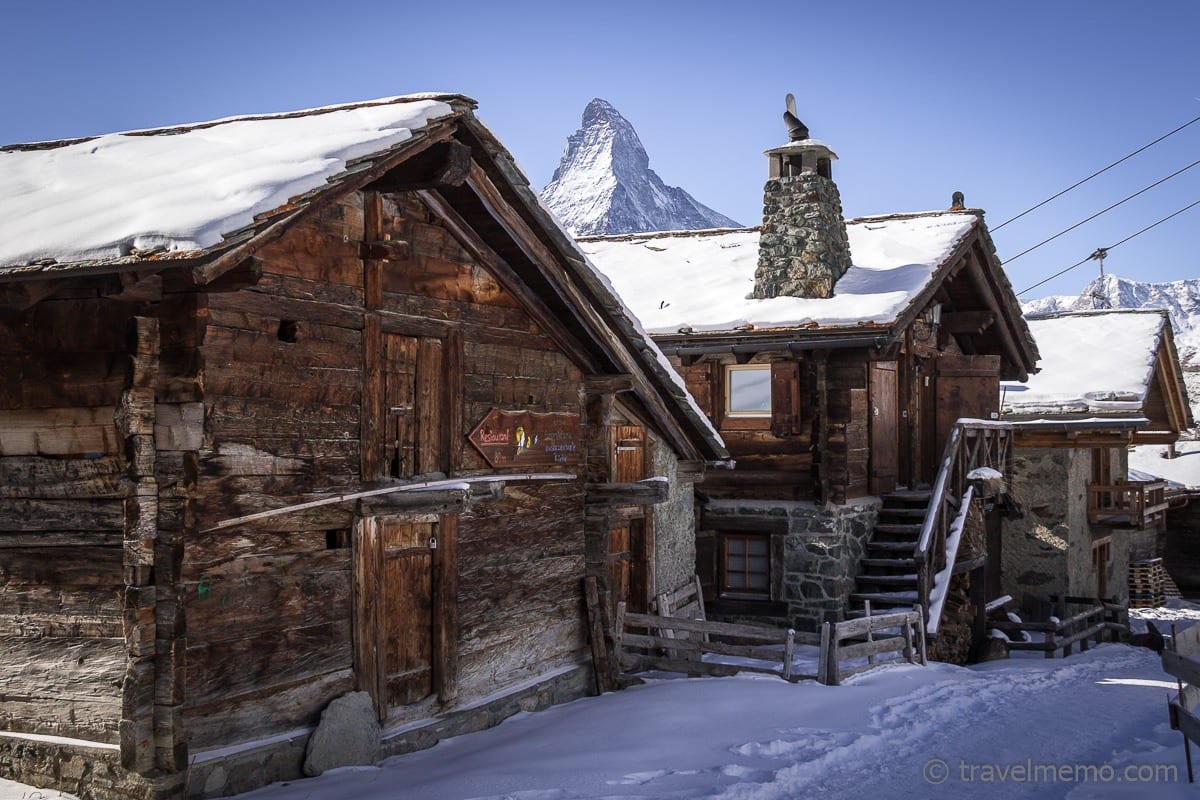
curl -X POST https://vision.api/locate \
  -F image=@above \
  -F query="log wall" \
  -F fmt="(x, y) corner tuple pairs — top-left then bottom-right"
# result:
(184, 190), (587, 748)
(0, 299), (132, 744)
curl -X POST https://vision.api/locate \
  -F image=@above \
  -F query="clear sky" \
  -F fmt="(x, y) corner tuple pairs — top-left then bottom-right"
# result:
(2, 0), (1197, 300)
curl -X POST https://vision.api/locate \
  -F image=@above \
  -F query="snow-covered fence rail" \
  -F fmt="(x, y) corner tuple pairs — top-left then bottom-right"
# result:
(818, 605), (927, 686)
(1162, 623), (1200, 782)
(992, 596), (1128, 658)
(615, 603), (820, 683)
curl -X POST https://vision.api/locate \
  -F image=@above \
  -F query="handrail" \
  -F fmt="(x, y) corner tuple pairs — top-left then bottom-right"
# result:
(913, 420), (1013, 632)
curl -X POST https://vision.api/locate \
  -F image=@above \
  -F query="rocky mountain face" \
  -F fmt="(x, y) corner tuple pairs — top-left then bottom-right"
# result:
(1026, 273), (1200, 424)
(540, 98), (740, 236)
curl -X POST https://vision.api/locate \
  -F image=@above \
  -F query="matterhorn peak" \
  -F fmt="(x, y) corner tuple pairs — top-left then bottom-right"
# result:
(540, 98), (740, 237)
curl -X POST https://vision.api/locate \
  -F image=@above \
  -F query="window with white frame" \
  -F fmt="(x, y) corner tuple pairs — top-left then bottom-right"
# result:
(725, 364), (771, 416)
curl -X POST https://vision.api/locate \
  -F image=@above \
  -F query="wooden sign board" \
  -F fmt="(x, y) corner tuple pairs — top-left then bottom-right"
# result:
(468, 408), (581, 468)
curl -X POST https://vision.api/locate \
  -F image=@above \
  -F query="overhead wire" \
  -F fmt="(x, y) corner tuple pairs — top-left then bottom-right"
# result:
(1001, 157), (1200, 265)
(993, 113), (1200, 231)
(1016, 197), (1200, 296)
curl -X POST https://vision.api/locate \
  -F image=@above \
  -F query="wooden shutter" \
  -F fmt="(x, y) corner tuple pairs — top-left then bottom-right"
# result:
(771, 360), (802, 437)
(683, 361), (718, 420)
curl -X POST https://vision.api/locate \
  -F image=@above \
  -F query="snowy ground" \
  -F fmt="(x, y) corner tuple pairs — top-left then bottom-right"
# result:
(6, 604), (1200, 800)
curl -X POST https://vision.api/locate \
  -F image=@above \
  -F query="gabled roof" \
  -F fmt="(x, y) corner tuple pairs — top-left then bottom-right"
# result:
(0, 94), (464, 276)
(580, 210), (1038, 381)
(1001, 309), (1193, 433)
(0, 94), (727, 462)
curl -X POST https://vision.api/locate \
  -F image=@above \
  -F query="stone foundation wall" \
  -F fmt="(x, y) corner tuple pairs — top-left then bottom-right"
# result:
(2, 667), (592, 800)
(705, 498), (879, 632)
(0, 737), (180, 800)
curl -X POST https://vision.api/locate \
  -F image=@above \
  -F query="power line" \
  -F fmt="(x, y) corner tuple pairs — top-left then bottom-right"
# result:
(1001, 157), (1200, 265)
(993, 113), (1200, 231)
(1017, 197), (1200, 296)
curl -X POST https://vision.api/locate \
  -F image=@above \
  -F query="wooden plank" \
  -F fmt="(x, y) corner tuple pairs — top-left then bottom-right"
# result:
(353, 517), (383, 720)
(0, 635), (125, 742)
(432, 515), (459, 704)
(1164, 649), (1200, 687)
(585, 576), (611, 693)
(831, 610), (920, 640)
(0, 455), (128, 499)
(837, 636), (911, 661)
(622, 611), (788, 643)
(818, 622), (831, 685)
(0, 406), (121, 456)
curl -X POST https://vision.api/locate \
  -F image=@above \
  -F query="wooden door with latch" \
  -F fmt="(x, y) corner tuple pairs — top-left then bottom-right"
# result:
(869, 361), (899, 495)
(354, 516), (438, 721)
(385, 334), (443, 479)
(608, 425), (649, 613)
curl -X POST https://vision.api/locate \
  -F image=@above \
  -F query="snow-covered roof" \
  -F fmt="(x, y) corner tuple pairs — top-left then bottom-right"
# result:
(0, 95), (461, 271)
(578, 211), (980, 335)
(1130, 442), (1200, 491)
(1001, 310), (1168, 417)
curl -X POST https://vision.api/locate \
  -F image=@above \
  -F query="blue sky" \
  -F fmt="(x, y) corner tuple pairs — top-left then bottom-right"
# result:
(2, 0), (1197, 299)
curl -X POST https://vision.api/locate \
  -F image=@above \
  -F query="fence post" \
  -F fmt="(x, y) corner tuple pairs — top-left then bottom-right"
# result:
(864, 599), (875, 666)
(818, 621), (832, 685)
(783, 629), (795, 682)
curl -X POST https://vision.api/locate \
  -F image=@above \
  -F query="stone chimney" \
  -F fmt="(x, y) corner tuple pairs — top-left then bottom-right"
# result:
(752, 107), (852, 299)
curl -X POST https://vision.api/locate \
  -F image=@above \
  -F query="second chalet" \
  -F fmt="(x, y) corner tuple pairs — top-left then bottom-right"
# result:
(581, 104), (1039, 642)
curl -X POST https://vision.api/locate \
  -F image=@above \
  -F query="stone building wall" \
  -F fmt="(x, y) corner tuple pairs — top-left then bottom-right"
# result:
(704, 498), (879, 632)
(1001, 447), (1131, 615)
(650, 435), (697, 598)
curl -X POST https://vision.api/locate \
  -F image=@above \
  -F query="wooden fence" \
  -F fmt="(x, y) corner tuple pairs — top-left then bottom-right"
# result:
(990, 596), (1128, 658)
(615, 602), (821, 683)
(818, 604), (927, 686)
(1163, 622), (1200, 782)
(614, 596), (927, 686)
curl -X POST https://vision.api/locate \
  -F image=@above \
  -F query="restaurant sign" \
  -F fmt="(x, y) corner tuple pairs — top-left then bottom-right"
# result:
(467, 408), (581, 468)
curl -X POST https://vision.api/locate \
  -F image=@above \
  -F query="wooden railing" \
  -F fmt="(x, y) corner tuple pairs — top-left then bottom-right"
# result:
(990, 596), (1129, 658)
(915, 421), (1012, 634)
(818, 604), (927, 685)
(1088, 480), (1169, 530)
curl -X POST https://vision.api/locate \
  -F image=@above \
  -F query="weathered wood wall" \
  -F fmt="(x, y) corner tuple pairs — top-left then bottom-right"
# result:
(676, 351), (869, 504)
(183, 190), (588, 747)
(0, 299), (132, 743)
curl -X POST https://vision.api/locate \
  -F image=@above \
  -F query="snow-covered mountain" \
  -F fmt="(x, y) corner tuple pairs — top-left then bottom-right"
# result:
(540, 99), (740, 236)
(1025, 273), (1200, 425)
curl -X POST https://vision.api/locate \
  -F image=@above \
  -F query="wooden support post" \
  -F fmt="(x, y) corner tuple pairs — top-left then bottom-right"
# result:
(865, 600), (875, 667)
(818, 621), (831, 685)
(119, 317), (160, 775)
(783, 629), (796, 682)
(584, 576), (612, 694)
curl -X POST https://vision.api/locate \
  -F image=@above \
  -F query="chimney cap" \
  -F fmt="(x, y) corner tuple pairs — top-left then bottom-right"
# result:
(763, 140), (838, 160)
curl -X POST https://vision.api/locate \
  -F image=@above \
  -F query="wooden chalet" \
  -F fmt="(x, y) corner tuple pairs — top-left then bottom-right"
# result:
(0, 94), (726, 799)
(581, 112), (1039, 643)
(999, 309), (1193, 612)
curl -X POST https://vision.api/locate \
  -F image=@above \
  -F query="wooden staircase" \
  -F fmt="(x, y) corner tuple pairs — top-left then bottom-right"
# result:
(851, 490), (929, 613)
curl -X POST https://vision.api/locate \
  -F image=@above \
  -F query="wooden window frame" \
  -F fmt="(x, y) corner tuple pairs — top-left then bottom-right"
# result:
(724, 364), (773, 418)
(719, 532), (771, 599)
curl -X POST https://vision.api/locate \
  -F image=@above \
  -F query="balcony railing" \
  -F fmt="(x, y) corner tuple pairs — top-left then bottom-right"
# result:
(1087, 480), (1169, 530)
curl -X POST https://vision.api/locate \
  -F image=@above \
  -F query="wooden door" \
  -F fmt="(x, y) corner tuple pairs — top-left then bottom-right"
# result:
(354, 517), (436, 721)
(869, 361), (899, 495)
(385, 334), (443, 479)
(609, 425), (649, 612)
(934, 354), (1000, 462)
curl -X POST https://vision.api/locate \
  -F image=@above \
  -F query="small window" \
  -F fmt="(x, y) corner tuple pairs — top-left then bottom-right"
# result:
(722, 533), (770, 597)
(726, 365), (771, 417)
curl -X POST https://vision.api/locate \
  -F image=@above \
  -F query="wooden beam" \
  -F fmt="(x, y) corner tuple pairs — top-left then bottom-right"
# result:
(358, 240), (412, 261)
(0, 279), (61, 310)
(941, 310), (995, 334)
(357, 487), (469, 516)
(364, 140), (473, 192)
(965, 253), (1027, 382)
(584, 374), (634, 394)
(585, 478), (670, 506)
(415, 188), (599, 371)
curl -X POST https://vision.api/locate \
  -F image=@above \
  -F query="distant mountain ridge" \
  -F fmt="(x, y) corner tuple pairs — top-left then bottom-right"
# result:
(1025, 273), (1200, 425)
(539, 98), (740, 236)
